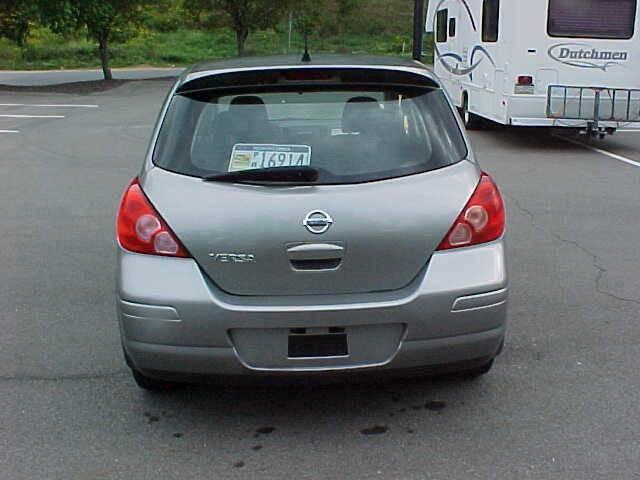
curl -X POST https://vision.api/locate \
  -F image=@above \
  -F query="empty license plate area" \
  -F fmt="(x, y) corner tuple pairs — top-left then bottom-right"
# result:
(229, 324), (405, 371)
(288, 328), (348, 358)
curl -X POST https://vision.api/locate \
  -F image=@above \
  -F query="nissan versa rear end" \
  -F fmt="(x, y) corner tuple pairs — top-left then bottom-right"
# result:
(115, 56), (508, 390)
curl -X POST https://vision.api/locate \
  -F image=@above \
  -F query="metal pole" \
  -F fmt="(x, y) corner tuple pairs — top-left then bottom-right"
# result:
(288, 11), (293, 53)
(412, 0), (426, 60)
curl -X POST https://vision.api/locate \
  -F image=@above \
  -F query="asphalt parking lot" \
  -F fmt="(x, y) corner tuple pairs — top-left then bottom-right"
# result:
(2, 80), (639, 480)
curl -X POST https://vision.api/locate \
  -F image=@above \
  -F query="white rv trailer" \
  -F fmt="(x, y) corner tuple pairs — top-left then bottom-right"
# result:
(426, 0), (640, 135)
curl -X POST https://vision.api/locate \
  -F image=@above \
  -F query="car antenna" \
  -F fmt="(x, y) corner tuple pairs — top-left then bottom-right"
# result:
(301, 31), (311, 63)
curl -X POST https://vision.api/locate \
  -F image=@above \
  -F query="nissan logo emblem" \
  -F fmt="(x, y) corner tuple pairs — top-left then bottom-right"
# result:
(303, 210), (333, 234)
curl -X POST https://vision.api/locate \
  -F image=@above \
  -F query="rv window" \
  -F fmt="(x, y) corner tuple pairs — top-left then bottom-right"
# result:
(482, 0), (500, 42)
(449, 18), (456, 37)
(436, 9), (448, 43)
(548, 0), (637, 39)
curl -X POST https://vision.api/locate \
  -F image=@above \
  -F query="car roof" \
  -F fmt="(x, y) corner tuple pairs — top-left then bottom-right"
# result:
(179, 54), (435, 87)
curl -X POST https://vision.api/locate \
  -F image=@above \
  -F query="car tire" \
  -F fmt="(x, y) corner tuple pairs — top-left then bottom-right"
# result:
(123, 347), (181, 391)
(462, 95), (482, 130)
(464, 359), (494, 378)
(131, 368), (180, 392)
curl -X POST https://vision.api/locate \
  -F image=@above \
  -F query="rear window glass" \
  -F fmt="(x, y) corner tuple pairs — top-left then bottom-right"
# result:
(548, 0), (637, 39)
(153, 87), (467, 185)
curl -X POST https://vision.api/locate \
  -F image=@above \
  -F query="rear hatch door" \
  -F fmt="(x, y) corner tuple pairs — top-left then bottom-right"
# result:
(142, 162), (480, 296)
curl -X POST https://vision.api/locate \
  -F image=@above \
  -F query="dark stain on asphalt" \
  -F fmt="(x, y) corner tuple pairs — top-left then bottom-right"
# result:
(424, 400), (447, 412)
(252, 445), (263, 451)
(256, 426), (275, 435)
(173, 433), (183, 438)
(360, 425), (388, 435)
(424, 401), (447, 411)
(407, 428), (415, 434)
(233, 461), (245, 469)
(411, 405), (422, 410)
(147, 415), (160, 424)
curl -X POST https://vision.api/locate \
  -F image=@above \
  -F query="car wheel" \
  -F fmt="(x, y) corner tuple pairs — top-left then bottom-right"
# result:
(462, 95), (482, 130)
(464, 359), (494, 378)
(131, 368), (180, 392)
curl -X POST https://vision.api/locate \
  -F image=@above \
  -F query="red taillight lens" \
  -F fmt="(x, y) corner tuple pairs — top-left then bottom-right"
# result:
(517, 75), (534, 86)
(437, 173), (505, 251)
(116, 178), (189, 258)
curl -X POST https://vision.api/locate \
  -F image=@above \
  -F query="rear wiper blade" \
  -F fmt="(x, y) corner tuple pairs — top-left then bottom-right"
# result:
(203, 166), (320, 184)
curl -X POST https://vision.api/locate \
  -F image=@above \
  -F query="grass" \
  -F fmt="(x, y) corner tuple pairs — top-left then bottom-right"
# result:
(0, 27), (433, 71)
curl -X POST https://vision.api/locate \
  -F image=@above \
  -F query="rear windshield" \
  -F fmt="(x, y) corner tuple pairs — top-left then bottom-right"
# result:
(548, 0), (637, 39)
(152, 87), (467, 184)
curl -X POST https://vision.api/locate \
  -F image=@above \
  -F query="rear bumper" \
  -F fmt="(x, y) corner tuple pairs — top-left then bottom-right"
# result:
(125, 327), (505, 378)
(117, 240), (508, 377)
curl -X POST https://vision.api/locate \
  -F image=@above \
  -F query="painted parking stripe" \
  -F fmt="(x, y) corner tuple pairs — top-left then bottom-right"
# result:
(0, 114), (65, 119)
(617, 129), (640, 133)
(556, 135), (640, 168)
(0, 129), (19, 133)
(0, 103), (98, 108)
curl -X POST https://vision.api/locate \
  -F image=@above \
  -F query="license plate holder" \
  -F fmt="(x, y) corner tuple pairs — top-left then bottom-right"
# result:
(288, 333), (348, 358)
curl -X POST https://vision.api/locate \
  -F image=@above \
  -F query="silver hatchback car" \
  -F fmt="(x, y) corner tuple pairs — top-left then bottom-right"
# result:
(116, 55), (508, 390)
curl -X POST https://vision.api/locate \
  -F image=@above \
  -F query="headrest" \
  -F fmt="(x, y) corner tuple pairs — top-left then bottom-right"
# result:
(228, 95), (269, 126)
(230, 96), (266, 107)
(342, 96), (380, 133)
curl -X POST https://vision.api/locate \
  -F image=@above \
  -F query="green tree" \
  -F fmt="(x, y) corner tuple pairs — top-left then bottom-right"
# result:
(0, 0), (38, 46)
(291, 0), (361, 39)
(292, 1), (326, 57)
(187, 0), (292, 56)
(336, 0), (361, 31)
(39, 0), (150, 80)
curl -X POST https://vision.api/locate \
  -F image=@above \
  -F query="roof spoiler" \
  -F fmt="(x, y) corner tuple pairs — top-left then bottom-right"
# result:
(176, 67), (439, 95)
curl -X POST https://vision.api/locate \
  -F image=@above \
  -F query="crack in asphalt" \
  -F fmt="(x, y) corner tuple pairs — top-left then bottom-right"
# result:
(505, 193), (640, 307)
(0, 370), (128, 382)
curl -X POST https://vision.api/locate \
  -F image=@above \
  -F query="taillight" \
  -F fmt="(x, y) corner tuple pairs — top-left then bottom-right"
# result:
(437, 173), (505, 251)
(517, 75), (533, 86)
(116, 178), (189, 258)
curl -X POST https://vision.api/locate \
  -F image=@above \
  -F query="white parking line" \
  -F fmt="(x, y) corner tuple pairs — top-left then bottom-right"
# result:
(0, 129), (19, 133)
(556, 135), (640, 168)
(0, 103), (98, 108)
(0, 114), (65, 119)
(617, 129), (640, 133)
